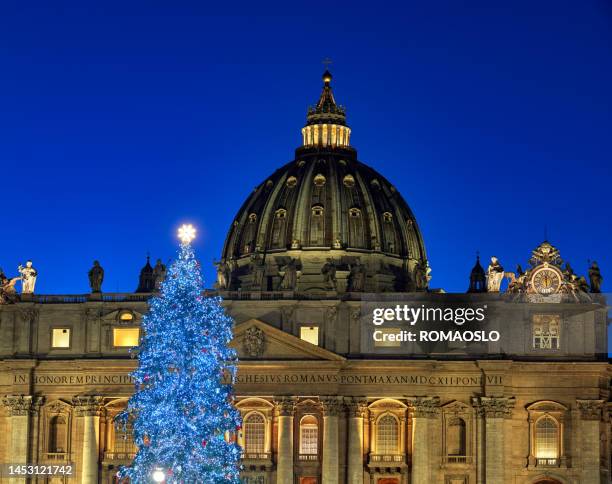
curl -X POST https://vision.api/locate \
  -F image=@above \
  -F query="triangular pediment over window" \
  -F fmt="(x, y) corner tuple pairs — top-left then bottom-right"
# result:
(233, 319), (345, 361)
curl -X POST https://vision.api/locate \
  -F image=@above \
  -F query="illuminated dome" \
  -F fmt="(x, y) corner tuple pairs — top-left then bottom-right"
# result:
(219, 72), (428, 293)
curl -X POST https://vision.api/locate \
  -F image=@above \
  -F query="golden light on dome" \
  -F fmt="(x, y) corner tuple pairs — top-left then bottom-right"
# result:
(178, 224), (196, 243)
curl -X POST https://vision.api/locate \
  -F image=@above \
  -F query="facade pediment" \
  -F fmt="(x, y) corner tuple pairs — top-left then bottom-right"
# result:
(233, 319), (345, 361)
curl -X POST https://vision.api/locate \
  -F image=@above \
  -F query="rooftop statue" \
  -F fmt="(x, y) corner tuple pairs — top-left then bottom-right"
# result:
(215, 260), (232, 290)
(279, 258), (299, 291)
(588, 261), (603, 293)
(88, 260), (104, 293)
(0, 268), (19, 304)
(18, 260), (37, 294)
(153, 259), (167, 290)
(486, 257), (504, 292)
(348, 259), (366, 292)
(321, 259), (337, 290)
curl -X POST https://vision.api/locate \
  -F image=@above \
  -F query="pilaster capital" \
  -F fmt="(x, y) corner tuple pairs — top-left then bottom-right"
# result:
(274, 397), (297, 417)
(320, 396), (344, 417)
(2, 395), (43, 416)
(18, 308), (38, 324)
(576, 399), (604, 421)
(472, 396), (515, 419)
(344, 397), (368, 418)
(406, 396), (440, 419)
(72, 395), (104, 417)
(84, 307), (101, 320)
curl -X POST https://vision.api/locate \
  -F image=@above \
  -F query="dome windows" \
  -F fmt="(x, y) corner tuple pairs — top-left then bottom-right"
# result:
(311, 205), (324, 217)
(343, 174), (355, 187)
(348, 207), (365, 248)
(309, 205), (325, 246)
(241, 213), (258, 254)
(382, 212), (398, 254)
(313, 174), (326, 187)
(271, 209), (288, 249)
(286, 176), (298, 188)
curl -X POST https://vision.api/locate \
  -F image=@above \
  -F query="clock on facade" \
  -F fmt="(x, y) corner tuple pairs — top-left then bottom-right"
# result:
(531, 266), (562, 295)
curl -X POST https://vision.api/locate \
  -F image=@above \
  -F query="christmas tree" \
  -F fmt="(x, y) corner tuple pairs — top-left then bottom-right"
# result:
(117, 225), (242, 483)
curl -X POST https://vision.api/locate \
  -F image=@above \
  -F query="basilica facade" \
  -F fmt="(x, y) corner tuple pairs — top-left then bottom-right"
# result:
(0, 72), (610, 484)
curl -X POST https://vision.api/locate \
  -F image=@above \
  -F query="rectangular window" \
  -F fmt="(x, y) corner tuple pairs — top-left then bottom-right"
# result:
(532, 314), (560, 349)
(373, 328), (402, 348)
(300, 326), (319, 346)
(113, 328), (140, 347)
(51, 328), (71, 348)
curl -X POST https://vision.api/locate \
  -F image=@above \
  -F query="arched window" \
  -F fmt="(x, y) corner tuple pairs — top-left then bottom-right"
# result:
(446, 417), (467, 456)
(114, 421), (137, 456)
(348, 207), (365, 248)
(376, 414), (399, 454)
(241, 214), (258, 254)
(309, 205), (325, 246)
(299, 415), (318, 455)
(381, 212), (398, 254)
(48, 416), (67, 453)
(270, 208), (288, 248)
(243, 413), (265, 454)
(535, 416), (559, 461)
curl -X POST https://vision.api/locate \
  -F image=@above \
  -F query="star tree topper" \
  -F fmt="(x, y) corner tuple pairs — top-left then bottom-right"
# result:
(178, 224), (196, 244)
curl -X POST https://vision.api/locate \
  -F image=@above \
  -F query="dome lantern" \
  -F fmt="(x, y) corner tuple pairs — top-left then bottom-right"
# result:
(301, 70), (351, 149)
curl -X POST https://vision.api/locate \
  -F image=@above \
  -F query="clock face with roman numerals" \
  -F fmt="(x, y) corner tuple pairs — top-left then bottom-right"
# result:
(531, 267), (562, 295)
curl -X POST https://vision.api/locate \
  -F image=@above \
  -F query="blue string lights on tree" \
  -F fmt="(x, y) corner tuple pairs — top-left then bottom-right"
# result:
(116, 224), (242, 483)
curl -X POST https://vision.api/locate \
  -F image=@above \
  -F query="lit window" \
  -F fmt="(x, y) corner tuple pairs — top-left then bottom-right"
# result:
(113, 328), (140, 347)
(535, 416), (559, 461)
(311, 205), (324, 217)
(533, 314), (560, 349)
(343, 174), (355, 187)
(313, 174), (326, 186)
(373, 328), (402, 348)
(299, 415), (318, 455)
(51, 328), (70, 348)
(119, 312), (134, 321)
(300, 326), (319, 346)
(377, 414), (399, 454)
(243, 413), (265, 454)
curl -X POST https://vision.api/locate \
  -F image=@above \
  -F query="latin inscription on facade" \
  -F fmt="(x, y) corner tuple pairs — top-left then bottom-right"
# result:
(7, 372), (503, 387)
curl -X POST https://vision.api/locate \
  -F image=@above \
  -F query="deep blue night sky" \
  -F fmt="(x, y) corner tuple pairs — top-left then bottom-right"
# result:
(1, 1), (611, 299)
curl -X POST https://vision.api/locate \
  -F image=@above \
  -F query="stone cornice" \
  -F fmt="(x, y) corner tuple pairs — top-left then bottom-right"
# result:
(472, 396), (515, 418)
(576, 399), (604, 421)
(72, 395), (104, 417)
